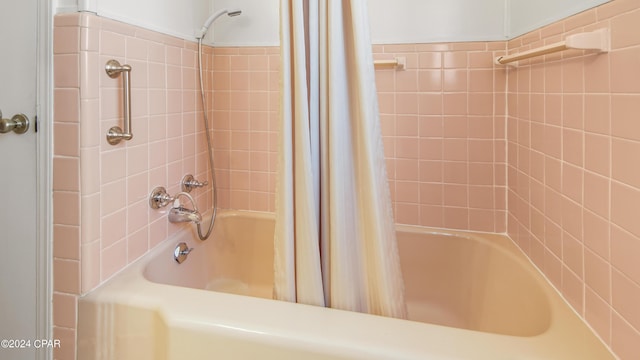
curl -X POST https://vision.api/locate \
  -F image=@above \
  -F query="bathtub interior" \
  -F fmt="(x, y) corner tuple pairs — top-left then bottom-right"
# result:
(398, 230), (551, 336)
(144, 213), (274, 298)
(145, 212), (553, 337)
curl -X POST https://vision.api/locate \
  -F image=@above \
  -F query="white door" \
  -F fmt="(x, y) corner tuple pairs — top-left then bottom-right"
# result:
(0, 0), (41, 359)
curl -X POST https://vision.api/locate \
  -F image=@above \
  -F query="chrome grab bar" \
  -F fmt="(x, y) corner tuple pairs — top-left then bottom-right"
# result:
(105, 59), (133, 145)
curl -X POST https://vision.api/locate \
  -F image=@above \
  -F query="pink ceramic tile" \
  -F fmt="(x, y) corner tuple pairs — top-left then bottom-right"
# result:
(443, 69), (467, 92)
(561, 162), (583, 204)
(585, 248), (612, 302)
(611, 311), (640, 360)
(562, 265), (584, 314)
(396, 138), (420, 159)
(418, 94), (443, 115)
(612, 95), (640, 141)
(443, 161), (467, 184)
(585, 287), (611, 344)
(611, 181), (640, 237)
(127, 227), (149, 263)
(544, 249), (563, 290)
(53, 225), (80, 260)
(55, 54), (80, 88)
(53, 157), (80, 192)
(395, 203), (420, 225)
(100, 239), (127, 281)
(53, 191), (80, 226)
(612, 9), (640, 49)
(584, 54), (610, 94)
(443, 207), (469, 230)
(53, 258), (80, 294)
(584, 133), (610, 177)
(584, 209), (610, 260)
(100, 179), (126, 216)
(611, 47), (640, 93)
(611, 224), (640, 288)
(54, 89), (80, 123)
(396, 159), (420, 181)
(396, 93), (419, 115)
(53, 292), (77, 328)
(583, 171), (610, 219)
(612, 269), (640, 331)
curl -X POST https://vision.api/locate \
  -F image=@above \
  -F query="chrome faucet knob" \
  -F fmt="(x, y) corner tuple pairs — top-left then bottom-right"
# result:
(181, 174), (208, 193)
(149, 187), (174, 209)
(174, 242), (193, 264)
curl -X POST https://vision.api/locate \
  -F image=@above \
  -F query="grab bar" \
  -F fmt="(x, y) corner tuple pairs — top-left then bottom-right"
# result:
(105, 59), (133, 145)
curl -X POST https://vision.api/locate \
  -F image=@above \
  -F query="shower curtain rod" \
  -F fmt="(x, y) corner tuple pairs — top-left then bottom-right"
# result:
(495, 28), (610, 65)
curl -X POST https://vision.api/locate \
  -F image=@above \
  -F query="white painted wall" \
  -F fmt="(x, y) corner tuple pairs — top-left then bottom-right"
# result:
(52, 0), (613, 46)
(206, 0), (506, 46)
(95, 0), (209, 40)
(205, 0), (279, 46)
(53, 0), (209, 41)
(368, 0), (507, 43)
(508, 0), (610, 38)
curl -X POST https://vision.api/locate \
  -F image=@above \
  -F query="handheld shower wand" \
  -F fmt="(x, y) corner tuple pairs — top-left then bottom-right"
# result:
(197, 8), (242, 39)
(194, 8), (242, 240)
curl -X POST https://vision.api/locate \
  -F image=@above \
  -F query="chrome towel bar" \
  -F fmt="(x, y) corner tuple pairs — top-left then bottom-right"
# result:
(105, 59), (133, 145)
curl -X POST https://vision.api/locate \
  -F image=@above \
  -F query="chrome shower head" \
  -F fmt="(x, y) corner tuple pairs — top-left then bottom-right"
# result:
(197, 8), (243, 39)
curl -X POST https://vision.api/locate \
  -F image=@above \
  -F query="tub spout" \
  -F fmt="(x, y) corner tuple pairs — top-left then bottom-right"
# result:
(169, 206), (202, 224)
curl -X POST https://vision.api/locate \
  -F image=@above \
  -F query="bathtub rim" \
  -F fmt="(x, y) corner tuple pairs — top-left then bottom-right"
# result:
(78, 209), (615, 360)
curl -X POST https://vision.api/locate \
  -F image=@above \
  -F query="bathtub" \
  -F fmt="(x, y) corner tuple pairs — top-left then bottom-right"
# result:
(78, 210), (614, 359)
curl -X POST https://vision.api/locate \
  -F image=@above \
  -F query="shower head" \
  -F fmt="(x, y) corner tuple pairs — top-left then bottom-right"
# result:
(197, 8), (242, 39)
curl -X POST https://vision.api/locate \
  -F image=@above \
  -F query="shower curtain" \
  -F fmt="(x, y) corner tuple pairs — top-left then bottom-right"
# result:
(274, 0), (407, 318)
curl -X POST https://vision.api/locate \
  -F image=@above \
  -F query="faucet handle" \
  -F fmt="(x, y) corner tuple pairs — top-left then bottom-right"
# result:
(181, 174), (208, 193)
(174, 242), (193, 264)
(149, 187), (174, 209)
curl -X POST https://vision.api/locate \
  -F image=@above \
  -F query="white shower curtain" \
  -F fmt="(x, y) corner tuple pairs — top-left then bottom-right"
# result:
(274, 0), (407, 318)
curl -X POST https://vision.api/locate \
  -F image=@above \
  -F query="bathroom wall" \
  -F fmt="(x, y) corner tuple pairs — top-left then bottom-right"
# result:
(208, 42), (508, 232)
(53, 12), (213, 359)
(505, 0), (640, 358)
(54, 0), (210, 41)
(373, 43), (507, 231)
(509, 0), (610, 38)
(208, 44), (508, 232)
(209, 0), (612, 46)
(368, 0), (506, 43)
(54, 0), (613, 46)
(207, 47), (280, 211)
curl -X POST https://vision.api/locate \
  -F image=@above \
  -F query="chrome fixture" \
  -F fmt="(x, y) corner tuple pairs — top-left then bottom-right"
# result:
(105, 59), (133, 145)
(149, 186), (173, 209)
(196, 8), (242, 39)
(194, 9), (242, 240)
(169, 206), (202, 224)
(174, 242), (193, 264)
(181, 174), (208, 193)
(0, 110), (29, 134)
(149, 186), (202, 225)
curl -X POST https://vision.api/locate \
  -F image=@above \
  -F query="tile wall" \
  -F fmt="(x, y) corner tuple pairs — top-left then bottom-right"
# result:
(208, 47), (280, 212)
(505, 0), (640, 358)
(53, 12), (214, 359)
(373, 43), (507, 232)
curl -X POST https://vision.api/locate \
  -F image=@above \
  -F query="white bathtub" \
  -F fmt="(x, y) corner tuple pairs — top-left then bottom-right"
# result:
(78, 210), (614, 359)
